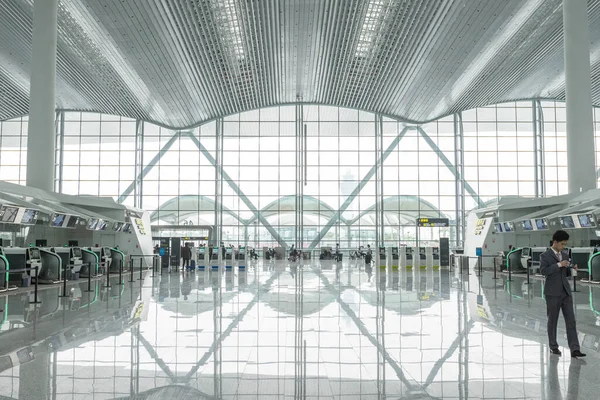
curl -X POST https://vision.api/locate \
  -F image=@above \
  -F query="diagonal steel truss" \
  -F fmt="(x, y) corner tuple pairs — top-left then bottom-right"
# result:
(307, 126), (412, 250)
(184, 131), (287, 248)
(115, 110), (491, 249)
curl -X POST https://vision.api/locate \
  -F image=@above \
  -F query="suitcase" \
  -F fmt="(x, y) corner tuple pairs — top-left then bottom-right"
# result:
(190, 259), (196, 269)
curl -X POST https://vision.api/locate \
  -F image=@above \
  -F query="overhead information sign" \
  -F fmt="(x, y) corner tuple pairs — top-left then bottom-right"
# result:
(417, 218), (449, 227)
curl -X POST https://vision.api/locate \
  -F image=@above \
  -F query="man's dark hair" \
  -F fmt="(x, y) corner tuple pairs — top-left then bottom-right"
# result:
(552, 230), (570, 243)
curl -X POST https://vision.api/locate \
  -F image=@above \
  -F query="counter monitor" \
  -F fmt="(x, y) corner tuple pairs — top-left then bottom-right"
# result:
(50, 213), (66, 227)
(578, 214), (596, 228)
(560, 216), (575, 229)
(535, 218), (548, 230)
(0, 206), (19, 223)
(97, 220), (108, 230)
(21, 209), (38, 225)
(87, 218), (98, 230)
(71, 247), (82, 258)
(66, 216), (78, 228)
(29, 248), (40, 260)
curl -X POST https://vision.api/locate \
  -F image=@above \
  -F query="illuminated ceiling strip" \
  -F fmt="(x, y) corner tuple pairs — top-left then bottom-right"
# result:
(355, 0), (393, 58)
(213, 0), (246, 60)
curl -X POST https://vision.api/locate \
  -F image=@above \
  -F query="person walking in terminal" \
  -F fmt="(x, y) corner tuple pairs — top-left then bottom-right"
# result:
(540, 230), (586, 358)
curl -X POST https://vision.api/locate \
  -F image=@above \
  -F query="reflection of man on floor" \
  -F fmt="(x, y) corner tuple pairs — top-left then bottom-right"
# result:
(547, 356), (585, 400)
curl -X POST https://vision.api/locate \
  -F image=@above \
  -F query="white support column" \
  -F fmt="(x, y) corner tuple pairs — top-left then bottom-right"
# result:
(26, 0), (58, 191)
(564, 0), (596, 193)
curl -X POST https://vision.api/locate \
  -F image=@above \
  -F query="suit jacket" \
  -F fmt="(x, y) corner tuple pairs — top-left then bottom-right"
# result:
(539, 248), (572, 296)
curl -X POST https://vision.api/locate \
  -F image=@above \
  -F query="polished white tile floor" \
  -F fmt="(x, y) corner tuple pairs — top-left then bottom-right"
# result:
(0, 260), (599, 399)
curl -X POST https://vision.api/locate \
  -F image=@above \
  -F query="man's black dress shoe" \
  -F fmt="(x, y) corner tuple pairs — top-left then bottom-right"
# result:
(550, 348), (561, 356)
(571, 350), (586, 358)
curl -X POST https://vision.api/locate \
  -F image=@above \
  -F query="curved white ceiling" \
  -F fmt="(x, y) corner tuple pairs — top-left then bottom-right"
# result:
(1, 0), (600, 128)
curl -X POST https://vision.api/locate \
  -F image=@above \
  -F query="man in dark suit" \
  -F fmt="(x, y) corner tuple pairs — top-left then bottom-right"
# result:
(540, 230), (586, 358)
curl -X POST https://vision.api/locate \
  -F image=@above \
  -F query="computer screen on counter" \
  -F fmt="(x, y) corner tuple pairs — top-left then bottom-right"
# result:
(71, 248), (82, 258)
(29, 248), (40, 259)
(522, 220), (533, 231)
(571, 252), (589, 269)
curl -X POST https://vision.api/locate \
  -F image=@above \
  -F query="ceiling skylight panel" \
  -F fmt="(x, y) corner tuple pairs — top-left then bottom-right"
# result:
(355, 0), (393, 58)
(213, 0), (246, 60)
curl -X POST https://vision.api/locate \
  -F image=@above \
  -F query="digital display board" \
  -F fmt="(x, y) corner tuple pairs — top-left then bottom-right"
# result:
(417, 218), (449, 227)
(135, 218), (146, 235)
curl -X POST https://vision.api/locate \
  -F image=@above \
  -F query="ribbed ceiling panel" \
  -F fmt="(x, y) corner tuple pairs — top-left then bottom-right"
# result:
(0, 0), (599, 127)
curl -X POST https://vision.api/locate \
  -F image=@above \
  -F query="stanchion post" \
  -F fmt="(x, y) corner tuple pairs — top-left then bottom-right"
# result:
(572, 268), (579, 292)
(30, 266), (42, 304)
(467, 257), (471, 275)
(106, 262), (112, 288)
(526, 263), (532, 285)
(85, 263), (94, 292)
(129, 259), (135, 283)
(507, 258), (513, 282)
(60, 265), (70, 297)
(139, 258), (143, 281)
(119, 260), (123, 285)
(493, 257), (499, 280)
(459, 256), (463, 274)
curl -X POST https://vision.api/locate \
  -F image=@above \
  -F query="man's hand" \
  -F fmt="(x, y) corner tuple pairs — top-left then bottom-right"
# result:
(559, 260), (570, 267)
(574, 264), (578, 270)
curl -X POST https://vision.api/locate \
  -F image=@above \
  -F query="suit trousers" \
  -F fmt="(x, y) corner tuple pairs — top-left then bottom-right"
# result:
(546, 292), (580, 351)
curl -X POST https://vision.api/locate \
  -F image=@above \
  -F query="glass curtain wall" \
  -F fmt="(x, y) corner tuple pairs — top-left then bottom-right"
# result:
(1, 103), (599, 249)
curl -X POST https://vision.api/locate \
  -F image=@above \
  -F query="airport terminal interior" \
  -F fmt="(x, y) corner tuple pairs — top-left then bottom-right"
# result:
(2, 0), (600, 399)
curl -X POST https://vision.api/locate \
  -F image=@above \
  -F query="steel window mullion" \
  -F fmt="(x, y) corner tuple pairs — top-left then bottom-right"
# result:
(57, 111), (64, 193)
(536, 100), (546, 197)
